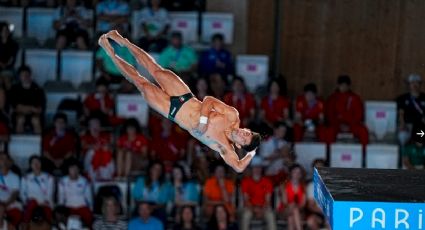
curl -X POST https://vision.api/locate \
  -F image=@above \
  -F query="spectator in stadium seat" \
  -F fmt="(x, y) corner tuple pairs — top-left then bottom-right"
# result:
(53, 0), (91, 50)
(83, 77), (115, 124)
(9, 65), (46, 134)
(80, 115), (112, 155)
(93, 196), (127, 230)
(173, 205), (201, 230)
(128, 201), (164, 230)
(170, 164), (199, 212)
(224, 77), (256, 127)
(116, 118), (149, 177)
(132, 161), (172, 225)
(401, 128), (425, 170)
(138, 0), (170, 52)
(58, 159), (93, 227)
(258, 121), (291, 184)
(0, 202), (15, 230)
(0, 152), (22, 227)
(278, 164), (306, 230)
(200, 33), (233, 77)
(293, 83), (326, 142)
(96, 0), (129, 33)
(325, 75), (368, 147)
(306, 159), (328, 230)
(0, 22), (18, 90)
(260, 78), (291, 127)
(96, 28), (136, 84)
(194, 77), (210, 101)
(208, 73), (227, 100)
(42, 113), (77, 175)
(206, 204), (238, 230)
(203, 163), (235, 219)
(396, 74), (425, 146)
(159, 31), (198, 73)
(21, 156), (54, 224)
(241, 157), (276, 230)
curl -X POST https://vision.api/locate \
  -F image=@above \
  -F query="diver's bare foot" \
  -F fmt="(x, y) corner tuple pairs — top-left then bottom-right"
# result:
(98, 34), (115, 56)
(106, 30), (128, 46)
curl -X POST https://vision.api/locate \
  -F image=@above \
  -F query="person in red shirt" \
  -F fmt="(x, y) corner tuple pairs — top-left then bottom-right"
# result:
(260, 79), (291, 127)
(116, 118), (149, 177)
(80, 116), (112, 155)
(83, 77), (116, 125)
(223, 77), (256, 127)
(293, 83), (326, 142)
(42, 113), (77, 174)
(279, 164), (306, 230)
(241, 157), (276, 230)
(325, 75), (369, 147)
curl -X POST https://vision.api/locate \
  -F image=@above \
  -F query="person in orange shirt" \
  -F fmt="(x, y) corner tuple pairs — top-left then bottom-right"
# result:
(325, 75), (368, 147)
(203, 164), (235, 219)
(223, 77), (256, 127)
(293, 83), (326, 142)
(260, 79), (291, 127)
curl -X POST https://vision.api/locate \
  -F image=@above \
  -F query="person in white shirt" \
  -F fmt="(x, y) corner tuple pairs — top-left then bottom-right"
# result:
(138, 0), (170, 52)
(0, 152), (21, 227)
(21, 155), (54, 224)
(58, 159), (93, 227)
(258, 122), (291, 178)
(306, 159), (329, 230)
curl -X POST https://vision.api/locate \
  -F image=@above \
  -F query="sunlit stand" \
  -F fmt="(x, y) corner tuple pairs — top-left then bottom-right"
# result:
(314, 167), (425, 230)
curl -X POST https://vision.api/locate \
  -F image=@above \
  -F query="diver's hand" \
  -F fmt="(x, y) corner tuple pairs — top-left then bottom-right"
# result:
(193, 123), (208, 136)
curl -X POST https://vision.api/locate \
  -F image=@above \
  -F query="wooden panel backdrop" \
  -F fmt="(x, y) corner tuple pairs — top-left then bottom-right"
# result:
(248, 0), (425, 100)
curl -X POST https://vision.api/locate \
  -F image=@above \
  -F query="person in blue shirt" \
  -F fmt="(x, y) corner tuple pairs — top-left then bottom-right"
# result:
(170, 164), (200, 210)
(132, 161), (172, 225)
(128, 201), (164, 230)
(199, 33), (234, 78)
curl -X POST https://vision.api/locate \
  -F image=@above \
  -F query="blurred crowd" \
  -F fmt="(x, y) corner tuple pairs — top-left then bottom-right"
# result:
(0, 0), (425, 229)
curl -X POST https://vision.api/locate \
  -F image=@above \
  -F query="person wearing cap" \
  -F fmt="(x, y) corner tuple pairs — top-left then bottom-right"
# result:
(396, 73), (425, 146)
(241, 157), (275, 230)
(325, 75), (369, 148)
(158, 31), (197, 73)
(293, 83), (326, 142)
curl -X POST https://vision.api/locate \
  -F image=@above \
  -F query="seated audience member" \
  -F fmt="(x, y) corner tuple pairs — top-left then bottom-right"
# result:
(58, 159), (93, 227)
(0, 152), (21, 227)
(96, 0), (129, 34)
(206, 204), (238, 230)
(27, 206), (51, 230)
(208, 73), (227, 100)
(306, 159), (328, 230)
(129, 201), (164, 230)
(258, 122), (291, 183)
(9, 66), (46, 134)
(132, 161), (172, 224)
(42, 113), (77, 174)
(199, 33), (233, 77)
(203, 164), (235, 219)
(83, 77), (115, 124)
(53, 0), (91, 50)
(116, 118), (149, 177)
(0, 22), (18, 89)
(93, 196), (127, 230)
(80, 115), (112, 155)
(325, 75), (368, 147)
(293, 83), (326, 142)
(170, 164), (199, 212)
(260, 78), (290, 126)
(396, 74), (425, 146)
(138, 0), (170, 52)
(96, 27), (136, 84)
(402, 130), (425, 169)
(173, 205), (201, 230)
(193, 77), (211, 100)
(159, 32), (198, 73)
(21, 156), (54, 224)
(241, 157), (276, 230)
(223, 77), (256, 127)
(0, 202), (15, 230)
(278, 164), (306, 230)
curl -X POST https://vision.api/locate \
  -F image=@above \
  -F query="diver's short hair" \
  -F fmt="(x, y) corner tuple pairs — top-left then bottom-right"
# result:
(242, 132), (262, 152)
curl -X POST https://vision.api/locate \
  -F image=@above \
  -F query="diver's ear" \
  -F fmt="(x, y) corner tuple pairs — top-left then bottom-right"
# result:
(235, 143), (242, 149)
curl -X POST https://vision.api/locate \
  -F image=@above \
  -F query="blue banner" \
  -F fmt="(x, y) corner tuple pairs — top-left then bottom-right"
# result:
(313, 168), (334, 227)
